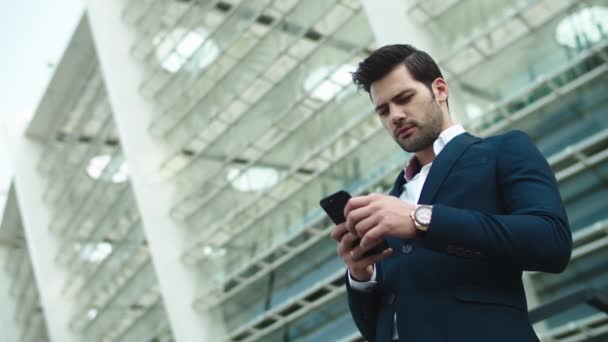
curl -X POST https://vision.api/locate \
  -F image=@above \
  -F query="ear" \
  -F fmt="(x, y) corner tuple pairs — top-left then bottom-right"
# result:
(431, 78), (449, 103)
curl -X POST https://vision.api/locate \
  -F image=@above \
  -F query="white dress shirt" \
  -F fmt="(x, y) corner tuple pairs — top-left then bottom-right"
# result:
(347, 124), (466, 338)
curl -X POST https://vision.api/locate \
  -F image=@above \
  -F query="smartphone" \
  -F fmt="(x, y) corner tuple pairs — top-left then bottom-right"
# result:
(319, 190), (351, 225)
(320, 190), (389, 258)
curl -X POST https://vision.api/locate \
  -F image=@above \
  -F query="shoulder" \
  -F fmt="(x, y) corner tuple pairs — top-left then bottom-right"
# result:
(477, 130), (533, 149)
(483, 130), (549, 171)
(464, 131), (539, 165)
(483, 129), (530, 142)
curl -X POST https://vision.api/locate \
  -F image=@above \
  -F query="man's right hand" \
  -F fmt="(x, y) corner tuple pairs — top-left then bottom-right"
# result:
(331, 222), (392, 281)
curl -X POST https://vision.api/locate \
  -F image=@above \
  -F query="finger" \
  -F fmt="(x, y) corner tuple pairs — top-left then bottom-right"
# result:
(350, 247), (393, 267)
(345, 205), (375, 236)
(345, 219), (357, 237)
(330, 223), (348, 241)
(350, 237), (382, 259)
(337, 232), (358, 256)
(360, 227), (385, 249)
(344, 194), (375, 219)
(353, 214), (378, 238)
(368, 247), (393, 264)
(348, 204), (376, 224)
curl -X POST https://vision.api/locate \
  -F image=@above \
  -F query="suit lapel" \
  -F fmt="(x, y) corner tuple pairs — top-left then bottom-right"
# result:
(418, 133), (481, 205)
(389, 169), (406, 197)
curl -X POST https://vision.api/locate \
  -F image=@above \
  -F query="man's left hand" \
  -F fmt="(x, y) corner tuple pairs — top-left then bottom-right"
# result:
(344, 193), (416, 257)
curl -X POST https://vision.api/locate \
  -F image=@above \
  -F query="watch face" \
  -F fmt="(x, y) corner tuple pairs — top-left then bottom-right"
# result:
(415, 206), (432, 225)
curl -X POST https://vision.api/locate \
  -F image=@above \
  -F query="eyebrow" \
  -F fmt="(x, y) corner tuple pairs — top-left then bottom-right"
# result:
(374, 90), (412, 113)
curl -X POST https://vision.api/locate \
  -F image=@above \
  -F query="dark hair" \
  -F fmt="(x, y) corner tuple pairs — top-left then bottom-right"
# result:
(352, 44), (444, 94)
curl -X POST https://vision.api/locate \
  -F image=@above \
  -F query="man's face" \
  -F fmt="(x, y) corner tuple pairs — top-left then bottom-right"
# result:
(370, 64), (444, 153)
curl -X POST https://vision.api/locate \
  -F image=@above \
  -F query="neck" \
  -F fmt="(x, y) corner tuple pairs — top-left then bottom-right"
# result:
(415, 118), (455, 166)
(415, 147), (435, 166)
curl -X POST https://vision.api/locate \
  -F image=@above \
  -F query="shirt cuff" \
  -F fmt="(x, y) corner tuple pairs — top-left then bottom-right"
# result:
(348, 264), (377, 292)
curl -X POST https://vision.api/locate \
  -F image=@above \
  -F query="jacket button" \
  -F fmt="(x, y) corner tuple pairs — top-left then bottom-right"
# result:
(402, 244), (413, 254)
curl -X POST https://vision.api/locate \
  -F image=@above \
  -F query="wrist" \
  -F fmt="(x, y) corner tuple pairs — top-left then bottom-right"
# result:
(411, 204), (433, 238)
(349, 265), (373, 282)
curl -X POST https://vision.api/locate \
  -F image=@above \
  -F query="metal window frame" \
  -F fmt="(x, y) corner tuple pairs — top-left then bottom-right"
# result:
(134, 0), (253, 98)
(173, 55), (371, 230)
(60, 215), (143, 300)
(181, 109), (381, 263)
(222, 268), (347, 341)
(437, 0), (582, 79)
(168, 45), (367, 221)
(37, 67), (103, 178)
(529, 287), (608, 324)
(157, 4), (362, 182)
(192, 153), (403, 310)
(471, 41), (608, 136)
(41, 75), (109, 203)
(406, 0), (462, 24)
(537, 312), (608, 341)
(145, 0), (280, 133)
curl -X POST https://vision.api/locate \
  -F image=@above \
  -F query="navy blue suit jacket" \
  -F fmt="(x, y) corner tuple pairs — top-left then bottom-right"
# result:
(346, 131), (572, 342)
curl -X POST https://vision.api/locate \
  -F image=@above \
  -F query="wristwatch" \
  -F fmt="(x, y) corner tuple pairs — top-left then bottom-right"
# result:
(411, 205), (433, 237)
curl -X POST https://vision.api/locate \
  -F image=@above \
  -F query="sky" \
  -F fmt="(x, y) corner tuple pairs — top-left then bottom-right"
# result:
(0, 0), (84, 196)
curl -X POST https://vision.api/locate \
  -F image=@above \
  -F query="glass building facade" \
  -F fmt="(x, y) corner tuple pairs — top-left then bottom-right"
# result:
(1, 0), (607, 341)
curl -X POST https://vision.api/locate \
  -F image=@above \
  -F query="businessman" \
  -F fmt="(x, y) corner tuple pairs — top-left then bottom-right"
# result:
(330, 44), (572, 341)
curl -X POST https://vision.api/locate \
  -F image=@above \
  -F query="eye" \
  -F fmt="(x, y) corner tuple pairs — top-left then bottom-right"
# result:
(396, 95), (412, 104)
(377, 109), (389, 117)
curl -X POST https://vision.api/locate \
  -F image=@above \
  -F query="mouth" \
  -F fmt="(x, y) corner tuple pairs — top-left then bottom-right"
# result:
(397, 124), (415, 138)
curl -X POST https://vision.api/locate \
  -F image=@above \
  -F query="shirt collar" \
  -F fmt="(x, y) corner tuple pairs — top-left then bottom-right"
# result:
(403, 124), (466, 182)
(433, 124), (466, 156)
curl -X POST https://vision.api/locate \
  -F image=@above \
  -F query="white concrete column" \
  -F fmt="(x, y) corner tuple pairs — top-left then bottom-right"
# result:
(2, 118), (79, 342)
(0, 248), (21, 342)
(0, 114), (19, 342)
(0, 186), (26, 342)
(360, 0), (437, 52)
(85, 2), (224, 341)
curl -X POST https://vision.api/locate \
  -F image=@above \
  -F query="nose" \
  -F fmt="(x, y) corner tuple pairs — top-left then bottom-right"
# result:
(389, 104), (406, 124)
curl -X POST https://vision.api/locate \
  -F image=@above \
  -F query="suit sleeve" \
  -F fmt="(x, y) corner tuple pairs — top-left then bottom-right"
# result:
(345, 264), (382, 341)
(424, 130), (572, 273)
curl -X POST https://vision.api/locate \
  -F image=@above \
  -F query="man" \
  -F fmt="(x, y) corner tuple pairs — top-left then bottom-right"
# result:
(330, 44), (572, 341)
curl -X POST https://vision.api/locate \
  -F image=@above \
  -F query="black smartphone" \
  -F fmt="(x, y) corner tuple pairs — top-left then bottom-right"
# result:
(319, 190), (351, 225)
(320, 190), (389, 258)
